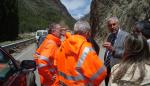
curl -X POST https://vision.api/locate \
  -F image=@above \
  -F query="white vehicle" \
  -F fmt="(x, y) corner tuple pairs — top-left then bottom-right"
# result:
(35, 30), (48, 41)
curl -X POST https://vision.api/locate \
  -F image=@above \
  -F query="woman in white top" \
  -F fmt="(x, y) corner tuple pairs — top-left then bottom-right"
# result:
(109, 33), (150, 86)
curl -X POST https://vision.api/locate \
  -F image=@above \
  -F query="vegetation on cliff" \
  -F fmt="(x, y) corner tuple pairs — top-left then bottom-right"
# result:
(0, 0), (75, 41)
(90, 0), (150, 39)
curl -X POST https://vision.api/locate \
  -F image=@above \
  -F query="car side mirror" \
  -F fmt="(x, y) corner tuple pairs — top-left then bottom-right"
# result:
(20, 60), (36, 71)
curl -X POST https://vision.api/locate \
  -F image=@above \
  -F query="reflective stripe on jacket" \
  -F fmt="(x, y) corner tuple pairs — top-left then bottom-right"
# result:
(54, 34), (107, 86)
(34, 34), (61, 85)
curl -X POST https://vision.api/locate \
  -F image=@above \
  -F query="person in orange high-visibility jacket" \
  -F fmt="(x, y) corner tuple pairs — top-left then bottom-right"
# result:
(53, 21), (107, 86)
(34, 23), (62, 86)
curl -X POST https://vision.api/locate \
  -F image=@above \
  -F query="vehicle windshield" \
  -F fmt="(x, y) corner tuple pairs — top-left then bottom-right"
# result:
(0, 51), (9, 63)
(0, 51), (11, 81)
(37, 32), (42, 36)
(43, 32), (48, 36)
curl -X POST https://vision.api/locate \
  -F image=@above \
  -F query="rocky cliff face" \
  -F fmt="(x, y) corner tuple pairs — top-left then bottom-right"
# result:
(0, 0), (75, 41)
(18, 0), (75, 32)
(81, 14), (90, 21)
(90, 0), (150, 38)
(54, 0), (75, 21)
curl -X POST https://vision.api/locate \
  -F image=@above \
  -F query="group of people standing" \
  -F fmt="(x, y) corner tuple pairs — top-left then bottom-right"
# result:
(104, 17), (150, 86)
(34, 17), (150, 86)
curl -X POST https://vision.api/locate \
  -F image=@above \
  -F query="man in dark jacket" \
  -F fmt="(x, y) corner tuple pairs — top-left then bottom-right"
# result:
(87, 36), (100, 55)
(103, 17), (128, 86)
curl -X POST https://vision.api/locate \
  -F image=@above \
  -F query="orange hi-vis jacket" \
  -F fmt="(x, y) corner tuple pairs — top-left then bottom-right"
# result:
(34, 34), (61, 85)
(54, 34), (107, 86)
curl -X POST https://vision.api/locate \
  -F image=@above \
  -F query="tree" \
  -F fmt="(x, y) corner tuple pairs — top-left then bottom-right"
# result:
(0, 0), (18, 41)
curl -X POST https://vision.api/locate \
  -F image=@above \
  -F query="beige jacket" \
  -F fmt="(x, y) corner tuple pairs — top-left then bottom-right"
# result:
(109, 64), (150, 86)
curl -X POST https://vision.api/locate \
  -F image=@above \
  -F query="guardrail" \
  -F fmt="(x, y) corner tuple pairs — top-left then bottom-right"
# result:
(1, 38), (35, 52)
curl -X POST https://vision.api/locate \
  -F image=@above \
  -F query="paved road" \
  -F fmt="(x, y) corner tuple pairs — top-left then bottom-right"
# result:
(14, 43), (41, 86)
(14, 43), (106, 86)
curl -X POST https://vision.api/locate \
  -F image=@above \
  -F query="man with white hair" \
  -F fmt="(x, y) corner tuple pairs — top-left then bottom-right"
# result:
(34, 23), (62, 86)
(53, 21), (107, 86)
(103, 17), (128, 86)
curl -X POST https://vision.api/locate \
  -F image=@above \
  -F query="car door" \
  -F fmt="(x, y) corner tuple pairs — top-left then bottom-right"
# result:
(0, 48), (27, 86)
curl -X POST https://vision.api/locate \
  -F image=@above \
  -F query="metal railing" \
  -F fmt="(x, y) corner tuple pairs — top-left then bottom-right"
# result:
(1, 38), (35, 52)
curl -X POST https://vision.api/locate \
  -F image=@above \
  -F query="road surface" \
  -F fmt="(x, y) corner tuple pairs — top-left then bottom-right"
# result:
(14, 43), (106, 86)
(14, 43), (41, 86)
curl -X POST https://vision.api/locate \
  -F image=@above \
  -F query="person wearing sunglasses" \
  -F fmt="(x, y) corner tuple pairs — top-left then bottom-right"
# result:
(133, 20), (150, 47)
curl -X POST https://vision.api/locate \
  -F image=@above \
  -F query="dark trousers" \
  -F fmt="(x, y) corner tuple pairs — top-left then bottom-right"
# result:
(105, 64), (111, 86)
